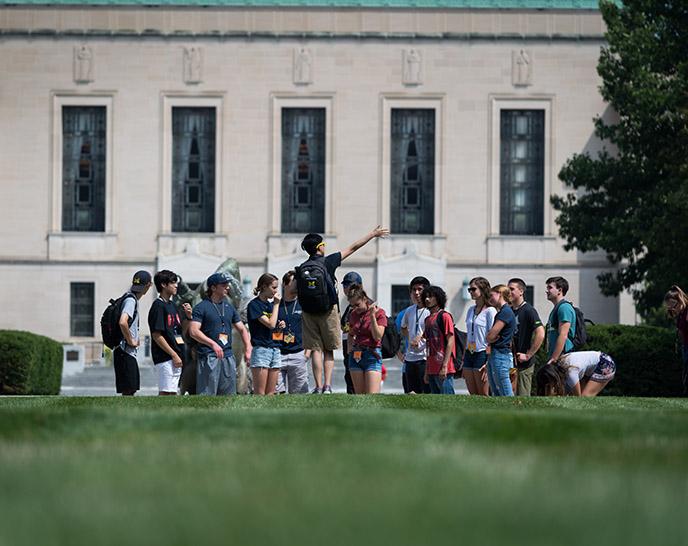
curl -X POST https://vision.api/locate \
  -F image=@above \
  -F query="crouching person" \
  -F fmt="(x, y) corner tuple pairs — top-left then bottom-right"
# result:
(536, 351), (616, 397)
(189, 273), (252, 396)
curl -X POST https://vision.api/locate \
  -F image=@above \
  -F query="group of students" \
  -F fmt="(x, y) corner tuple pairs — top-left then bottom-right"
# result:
(111, 226), (618, 398)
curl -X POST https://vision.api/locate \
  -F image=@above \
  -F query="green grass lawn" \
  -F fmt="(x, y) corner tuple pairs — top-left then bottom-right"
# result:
(0, 395), (687, 546)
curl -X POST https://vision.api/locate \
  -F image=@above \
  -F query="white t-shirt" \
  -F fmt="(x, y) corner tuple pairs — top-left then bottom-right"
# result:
(559, 351), (602, 390)
(465, 305), (497, 353)
(401, 304), (431, 362)
(119, 295), (140, 357)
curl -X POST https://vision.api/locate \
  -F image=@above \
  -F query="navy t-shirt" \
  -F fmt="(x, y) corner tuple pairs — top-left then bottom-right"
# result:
(247, 297), (279, 348)
(278, 298), (304, 354)
(492, 305), (516, 351)
(308, 252), (342, 308)
(148, 298), (185, 364)
(191, 298), (241, 357)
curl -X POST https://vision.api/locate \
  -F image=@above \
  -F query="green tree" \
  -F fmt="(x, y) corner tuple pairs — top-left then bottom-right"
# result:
(552, 0), (688, 320)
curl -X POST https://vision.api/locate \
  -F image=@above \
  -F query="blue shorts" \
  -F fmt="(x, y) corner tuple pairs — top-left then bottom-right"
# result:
(590, 352), (616, 383)
(348, 347), (382, 373)
(462, 350), (487, 370)
(250, 346), (282, 369)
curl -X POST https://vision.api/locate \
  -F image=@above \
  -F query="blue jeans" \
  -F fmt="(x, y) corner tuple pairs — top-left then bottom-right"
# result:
(348, 348), (383, 373)
(196, 353), (237, 396)
(428, 375), (455, 395)
(487, 349), (513, 396)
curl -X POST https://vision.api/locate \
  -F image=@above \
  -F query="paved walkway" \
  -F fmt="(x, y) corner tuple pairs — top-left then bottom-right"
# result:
(61, 359), (468, 396)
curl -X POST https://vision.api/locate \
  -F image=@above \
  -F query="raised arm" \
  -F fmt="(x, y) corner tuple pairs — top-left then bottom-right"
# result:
(341, 226), (389, 261)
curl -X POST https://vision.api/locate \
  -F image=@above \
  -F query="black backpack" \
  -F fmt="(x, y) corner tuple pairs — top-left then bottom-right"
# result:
(295, 257), (332, 314)
(380, 318), (402, 359)
(550, 300), (588, 351)
(101, 293), (137, 349)
(438, 310), (468, 371)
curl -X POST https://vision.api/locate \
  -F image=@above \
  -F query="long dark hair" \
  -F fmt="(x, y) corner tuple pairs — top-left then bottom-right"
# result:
(536, 363), (568, 396)
(664, 285), (688, 319)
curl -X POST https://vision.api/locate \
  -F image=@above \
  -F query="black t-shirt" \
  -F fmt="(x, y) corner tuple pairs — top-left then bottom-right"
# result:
(309, 252), (342, 307)
(148, 298), (185, 364)
(512, 301), (544, 369)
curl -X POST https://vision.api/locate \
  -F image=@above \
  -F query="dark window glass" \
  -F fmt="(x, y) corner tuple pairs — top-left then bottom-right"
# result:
(62, 107), (106, 232)
(172, 107), (216, 233)
(391, 109), (435, 235)
(391, 285), (411, 320)
(281, 108), (326, 233)
(500, 110), (545, 235)
(70, 282), (94, 337)
(525, 285), (534, 306)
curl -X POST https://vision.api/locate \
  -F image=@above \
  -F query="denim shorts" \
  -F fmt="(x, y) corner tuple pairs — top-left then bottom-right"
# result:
(590, 352), (616, 382)
(250, 346), (282, 369)
(348, 347), (383, 373)
(462, 350), (487, 370)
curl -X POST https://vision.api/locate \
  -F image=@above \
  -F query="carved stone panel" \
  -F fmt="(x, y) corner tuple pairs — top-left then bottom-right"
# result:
(73, 45), (94, 84)
(293, 47), (313, 85)
(402, 48), (422, 86)
(512, 49), (533, 87)
(183, 46), (203, 85)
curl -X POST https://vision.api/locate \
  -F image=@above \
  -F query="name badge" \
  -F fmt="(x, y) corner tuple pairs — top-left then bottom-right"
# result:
(353, 351), (363, 362)
(175, 335), (185, 345)
(284, 333), (295, 344)
(218, 333), (229, 346)
(467, 341), (477, 353)
(272, 331), (284, 341)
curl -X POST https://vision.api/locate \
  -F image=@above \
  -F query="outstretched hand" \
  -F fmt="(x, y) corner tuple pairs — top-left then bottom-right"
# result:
(372, 226), (390, 239)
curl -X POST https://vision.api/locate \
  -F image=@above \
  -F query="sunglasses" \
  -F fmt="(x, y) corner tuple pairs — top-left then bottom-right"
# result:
(468, 287), (478, 293)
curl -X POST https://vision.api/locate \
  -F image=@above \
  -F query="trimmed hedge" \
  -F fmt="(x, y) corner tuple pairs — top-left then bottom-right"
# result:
(0, 330), (63, 395)
(534, 324), (683, 397)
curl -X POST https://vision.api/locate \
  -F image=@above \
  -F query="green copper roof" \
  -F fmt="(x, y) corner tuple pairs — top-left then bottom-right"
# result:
(0, 0), (602, 8)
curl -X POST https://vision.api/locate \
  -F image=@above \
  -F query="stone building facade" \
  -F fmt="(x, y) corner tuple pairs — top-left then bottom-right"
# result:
(0, 0), (634, 348)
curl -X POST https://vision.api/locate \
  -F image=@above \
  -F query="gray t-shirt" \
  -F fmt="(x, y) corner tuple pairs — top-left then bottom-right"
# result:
(401, 304), (430, 362)
(119, 295), (139, 357)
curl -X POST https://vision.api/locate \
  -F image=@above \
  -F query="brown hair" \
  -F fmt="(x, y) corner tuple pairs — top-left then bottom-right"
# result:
(346, 284), (371, 305)
(469, 276), (491, 308)
(545, 276), (569, 296)
(490, 284), (512, 305)
(254, 273), (278, 296)
(536, 363), (568, 396)
(664, 285), (688, 318)
(282, 270), (296, 286)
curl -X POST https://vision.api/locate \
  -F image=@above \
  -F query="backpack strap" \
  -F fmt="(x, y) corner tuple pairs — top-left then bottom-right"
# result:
(123, 292), (137, 326)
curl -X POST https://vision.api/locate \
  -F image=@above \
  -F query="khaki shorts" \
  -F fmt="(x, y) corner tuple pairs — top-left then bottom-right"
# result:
(302, 307), (342, 352)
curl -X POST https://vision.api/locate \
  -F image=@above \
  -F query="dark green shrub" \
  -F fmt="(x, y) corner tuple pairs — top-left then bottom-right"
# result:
(0, 330), (63, 395)
(533, 324), (683, 397)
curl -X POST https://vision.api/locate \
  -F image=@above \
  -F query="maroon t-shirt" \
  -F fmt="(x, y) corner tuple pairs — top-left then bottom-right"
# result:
(348, 307), (388, 349)
(677, 308), (688, 346)
(423, 311), (457, 375)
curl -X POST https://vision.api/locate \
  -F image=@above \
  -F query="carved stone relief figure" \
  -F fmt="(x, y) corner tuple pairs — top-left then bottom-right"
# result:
(183, 46), (203, 84)
(74, 45), (94, 84)
(512, 49), (533, 87)
(403, 48), (422, 86)
(293, 47), (313, 85)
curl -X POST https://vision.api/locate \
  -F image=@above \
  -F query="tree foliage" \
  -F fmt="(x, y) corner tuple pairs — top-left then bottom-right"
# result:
(552, 0), (688, 319)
